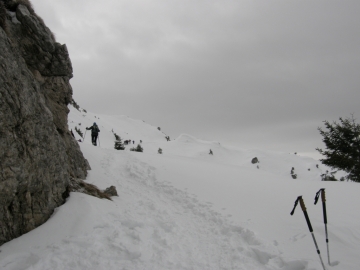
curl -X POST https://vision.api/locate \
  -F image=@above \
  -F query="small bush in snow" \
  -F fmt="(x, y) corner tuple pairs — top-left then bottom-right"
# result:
(321, 171), (337, 181)
(131, 144), (143, 152)
(158, 148), (162, 154)
(114, 133), (125, 150)
(75, 126), (83, 138)
(71, 99), (81, 111)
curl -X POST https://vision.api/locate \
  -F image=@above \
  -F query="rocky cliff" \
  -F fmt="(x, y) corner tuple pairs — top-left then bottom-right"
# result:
(0, 1), (90, 245)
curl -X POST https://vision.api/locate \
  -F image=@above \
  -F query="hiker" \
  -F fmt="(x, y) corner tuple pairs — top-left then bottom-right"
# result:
(86, 122), (100, 146)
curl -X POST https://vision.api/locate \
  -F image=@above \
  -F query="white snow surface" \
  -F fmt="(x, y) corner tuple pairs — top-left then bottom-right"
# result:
(1, 106), (359, 270)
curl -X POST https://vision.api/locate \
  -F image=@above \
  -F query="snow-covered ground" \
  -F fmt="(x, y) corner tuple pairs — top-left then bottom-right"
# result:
(1, 106), (359, 270)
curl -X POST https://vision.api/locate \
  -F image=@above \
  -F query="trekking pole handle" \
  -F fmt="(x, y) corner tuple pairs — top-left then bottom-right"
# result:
(299, 197), (314, 233)
(321, 189), (326, 203)
(290, 196), (301, 215)
(314, 188), (325, 205)
(299, 196), (307, 212)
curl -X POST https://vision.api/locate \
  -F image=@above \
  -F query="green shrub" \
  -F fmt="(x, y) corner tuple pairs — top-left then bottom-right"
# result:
(75, 126), (83, 138)
(317, 116), (360, 182)
(321, 171), (337, 181)
(71, 99), (81, 111)
(114, 133), (125, 150)
(131, 144), (143, 152)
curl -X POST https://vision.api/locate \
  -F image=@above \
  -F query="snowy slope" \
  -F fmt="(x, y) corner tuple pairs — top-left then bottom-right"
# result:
(0, 105), (359, 270)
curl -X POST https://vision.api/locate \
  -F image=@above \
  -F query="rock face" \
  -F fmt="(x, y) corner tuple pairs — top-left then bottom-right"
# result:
(0, 2), (89, 245)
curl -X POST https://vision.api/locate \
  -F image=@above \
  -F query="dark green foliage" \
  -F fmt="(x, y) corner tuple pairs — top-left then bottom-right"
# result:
(74, 126), (83, 138)
(316, 116), (360, 182)
(165, 136), (170, 141)
(136, 144), (143, 152)
(321, 171), (337, 181)
(114, 133), (120, 141)
(131, 144), (143, 152)
(114, 133), (125, 150)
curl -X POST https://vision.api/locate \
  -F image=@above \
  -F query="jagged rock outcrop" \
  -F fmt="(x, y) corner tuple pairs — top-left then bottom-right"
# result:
(0, 1), (90, 245)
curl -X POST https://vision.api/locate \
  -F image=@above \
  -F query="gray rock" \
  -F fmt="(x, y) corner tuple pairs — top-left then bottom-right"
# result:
(104, 186), (118, 197)
(251, 157), (259, 164)
(16, 4), (55, 53)
(0, 4), (88, 245)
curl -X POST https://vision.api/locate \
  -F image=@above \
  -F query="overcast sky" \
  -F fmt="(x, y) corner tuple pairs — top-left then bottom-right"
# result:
(31, 0), (360, 158)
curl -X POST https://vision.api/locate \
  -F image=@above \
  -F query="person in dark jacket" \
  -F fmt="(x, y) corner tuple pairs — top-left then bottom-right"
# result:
(86, 122), (100, 146)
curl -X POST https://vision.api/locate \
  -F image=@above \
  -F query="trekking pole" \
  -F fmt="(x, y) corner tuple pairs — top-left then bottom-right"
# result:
(98, 135), (100, 147)
(291, 196), (326, 270)
(84, 129), (87, 141)
(314, 189), (330, 265)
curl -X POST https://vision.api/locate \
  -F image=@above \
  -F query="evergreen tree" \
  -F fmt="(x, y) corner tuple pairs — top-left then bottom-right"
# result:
(131, 144), (143, 152)
(135, 144), (143, 152)
(316, 116), (360, 182)
(114, 133), (125, 150)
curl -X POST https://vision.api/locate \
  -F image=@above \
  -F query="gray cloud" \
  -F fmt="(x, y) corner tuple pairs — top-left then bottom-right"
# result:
(31, 0), (360, 158)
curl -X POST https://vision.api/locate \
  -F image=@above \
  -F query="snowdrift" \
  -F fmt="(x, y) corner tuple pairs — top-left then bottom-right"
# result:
(0, 105), (359, 270)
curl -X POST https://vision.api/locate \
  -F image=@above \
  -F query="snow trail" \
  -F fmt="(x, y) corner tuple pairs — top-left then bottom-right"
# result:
(1, 106), (359, 269)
